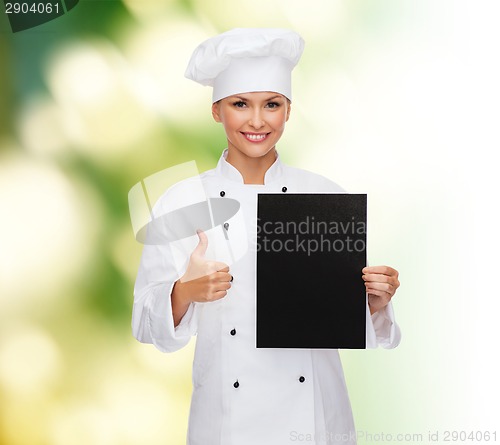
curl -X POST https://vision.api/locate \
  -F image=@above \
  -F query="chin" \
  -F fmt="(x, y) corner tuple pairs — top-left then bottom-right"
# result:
(241, 146), (276, 158)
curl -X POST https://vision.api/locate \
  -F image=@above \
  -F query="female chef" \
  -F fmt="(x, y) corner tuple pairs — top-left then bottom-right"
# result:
(132, 28), (401, 445)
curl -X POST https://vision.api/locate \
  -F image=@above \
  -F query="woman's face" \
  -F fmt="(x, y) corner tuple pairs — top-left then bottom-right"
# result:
(212, 91), (291, 160)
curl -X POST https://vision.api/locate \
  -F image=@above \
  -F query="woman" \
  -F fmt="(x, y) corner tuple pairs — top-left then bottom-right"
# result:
(133, 28), (401, 445)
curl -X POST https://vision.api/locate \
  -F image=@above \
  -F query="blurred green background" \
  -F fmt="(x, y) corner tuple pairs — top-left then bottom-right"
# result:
(1, 1), (499, 444)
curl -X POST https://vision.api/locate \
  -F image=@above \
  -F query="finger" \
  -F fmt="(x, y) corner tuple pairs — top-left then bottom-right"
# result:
(367, 289), (392, 300)
(214, 272), (232, 282)
(207, 272), (232, 285)
(217, 281), (232, 291)
(213, 290), (228, 300)
(202, 290), (228, 302)
(365, 281), (394, 295)
(362, 265), (398, 277)
(362, 273), (399, 286)
(192, 229), (209, 257)
(203, 261), (229, 277)
(215, 263), (229, 272)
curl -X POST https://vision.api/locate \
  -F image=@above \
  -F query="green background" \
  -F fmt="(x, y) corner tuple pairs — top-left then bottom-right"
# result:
(1, 1), (498, 444)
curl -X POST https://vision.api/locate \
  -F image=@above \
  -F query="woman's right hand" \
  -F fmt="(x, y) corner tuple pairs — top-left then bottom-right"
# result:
(171, 230), (231, 325)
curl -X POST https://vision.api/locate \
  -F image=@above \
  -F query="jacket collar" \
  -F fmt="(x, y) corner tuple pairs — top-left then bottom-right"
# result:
(215, 149), (284, 185)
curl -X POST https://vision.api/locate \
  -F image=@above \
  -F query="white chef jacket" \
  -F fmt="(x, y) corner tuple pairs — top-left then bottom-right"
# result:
(132, 149), (401, 445)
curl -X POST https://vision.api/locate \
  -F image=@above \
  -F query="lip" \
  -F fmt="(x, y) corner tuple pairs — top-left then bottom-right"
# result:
(241, 132), (270, 143)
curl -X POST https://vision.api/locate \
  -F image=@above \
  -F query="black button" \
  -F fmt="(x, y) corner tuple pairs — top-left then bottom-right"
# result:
(230, 275), (234, 282)
(230, 329), (236, 336)
(224, 222), (229, 230)
(282, 186), (287, 193)
(233, 381), (239, 388)
(220, 191), (225, 197)
(299, 376), (305, 383)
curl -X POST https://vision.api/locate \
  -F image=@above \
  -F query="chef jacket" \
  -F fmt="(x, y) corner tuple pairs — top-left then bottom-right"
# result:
(132, 149), (401, 445)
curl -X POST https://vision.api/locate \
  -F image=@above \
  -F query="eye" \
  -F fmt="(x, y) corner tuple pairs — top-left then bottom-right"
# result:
(265, 101), (281, 109)
(232, 101), (247, 108)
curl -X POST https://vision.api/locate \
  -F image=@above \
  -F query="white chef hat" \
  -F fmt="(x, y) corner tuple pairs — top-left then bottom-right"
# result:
(185, 28), (305, 103)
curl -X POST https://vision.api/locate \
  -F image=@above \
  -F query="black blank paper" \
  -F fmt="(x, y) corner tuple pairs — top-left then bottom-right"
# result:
(257, 194), (367, 349)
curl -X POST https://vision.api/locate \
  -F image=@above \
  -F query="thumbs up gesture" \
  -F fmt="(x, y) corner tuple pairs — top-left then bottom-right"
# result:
(171, 230), (232, 324)
(181, 230), (230, 284)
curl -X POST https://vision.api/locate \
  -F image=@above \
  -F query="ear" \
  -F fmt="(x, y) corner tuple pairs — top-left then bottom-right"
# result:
(212, 102), (222, 123)
(285, 100), (292, 122)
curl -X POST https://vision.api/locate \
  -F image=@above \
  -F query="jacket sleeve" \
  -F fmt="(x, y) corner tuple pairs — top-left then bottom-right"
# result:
(132, 241), (200, 353)
(365, 298), (401, 349)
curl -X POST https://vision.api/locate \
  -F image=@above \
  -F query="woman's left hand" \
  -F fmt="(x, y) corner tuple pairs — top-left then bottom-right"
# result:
(362, 266), (400, 314)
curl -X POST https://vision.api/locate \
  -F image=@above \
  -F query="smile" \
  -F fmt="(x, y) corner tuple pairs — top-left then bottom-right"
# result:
(242, 132), (269, 142)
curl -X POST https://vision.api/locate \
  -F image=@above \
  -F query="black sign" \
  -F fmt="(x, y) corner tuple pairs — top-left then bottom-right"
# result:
(257, 194), (367, 349)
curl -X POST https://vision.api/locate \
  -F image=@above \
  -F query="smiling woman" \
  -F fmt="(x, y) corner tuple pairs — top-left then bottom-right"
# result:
(132, 28), (401, 445)
(211, 92), (291, 184)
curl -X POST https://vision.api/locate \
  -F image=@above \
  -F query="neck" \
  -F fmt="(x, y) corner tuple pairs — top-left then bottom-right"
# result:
(226, 147), (277, 184)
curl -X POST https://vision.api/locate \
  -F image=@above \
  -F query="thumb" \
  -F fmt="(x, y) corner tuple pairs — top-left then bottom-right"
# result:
(191, 229), (208, 257)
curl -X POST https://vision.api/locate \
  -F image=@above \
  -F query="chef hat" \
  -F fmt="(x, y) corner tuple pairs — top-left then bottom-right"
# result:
(185, 28), (305, 103)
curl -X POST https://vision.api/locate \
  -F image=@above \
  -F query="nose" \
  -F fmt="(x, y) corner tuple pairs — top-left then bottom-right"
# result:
(249, 109), (265, 129)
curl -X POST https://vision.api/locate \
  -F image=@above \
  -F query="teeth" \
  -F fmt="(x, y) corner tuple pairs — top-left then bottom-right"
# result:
(245, 133), (267, 141)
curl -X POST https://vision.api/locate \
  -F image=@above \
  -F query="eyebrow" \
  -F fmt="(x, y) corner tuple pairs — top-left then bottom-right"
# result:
(233, 94), (283, 102)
